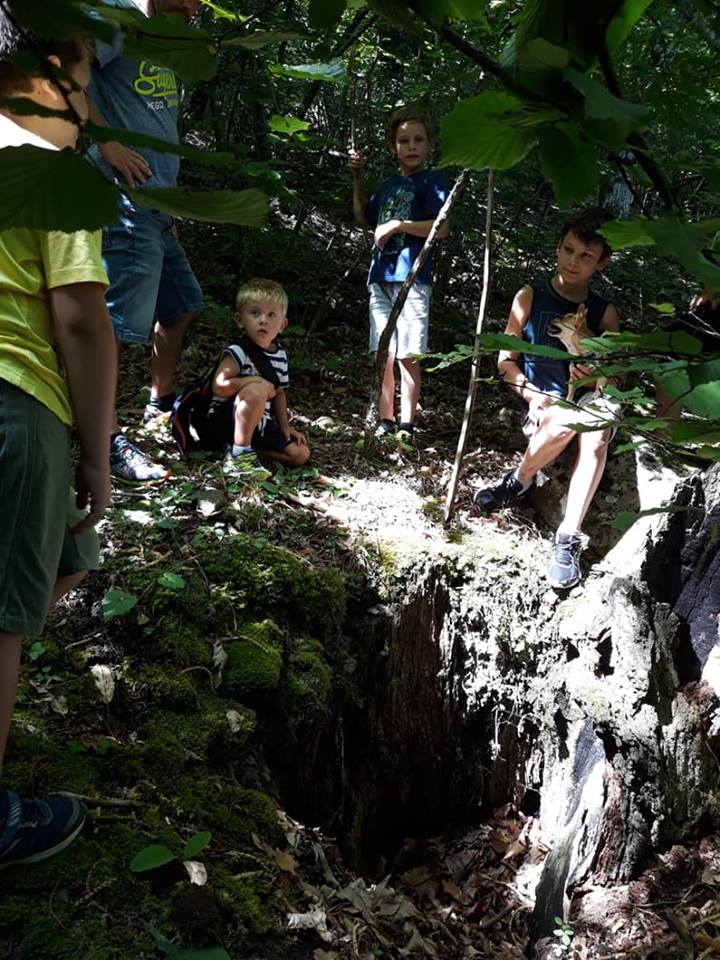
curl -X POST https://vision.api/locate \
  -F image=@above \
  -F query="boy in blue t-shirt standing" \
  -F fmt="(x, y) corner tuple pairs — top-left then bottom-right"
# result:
(348, 107), (449, 441)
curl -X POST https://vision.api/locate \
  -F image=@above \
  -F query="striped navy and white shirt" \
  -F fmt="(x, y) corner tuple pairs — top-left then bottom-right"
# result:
(211, 340), (289, 426)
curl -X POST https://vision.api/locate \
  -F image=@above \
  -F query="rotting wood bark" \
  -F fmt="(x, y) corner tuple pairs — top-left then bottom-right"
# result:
(281, 456), (720, 954)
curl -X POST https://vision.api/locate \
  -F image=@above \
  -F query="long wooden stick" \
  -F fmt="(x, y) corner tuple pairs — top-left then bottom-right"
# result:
(444, 169), (495, 523)
(348, 42), (358, 155)
(365, 168), (470, 429)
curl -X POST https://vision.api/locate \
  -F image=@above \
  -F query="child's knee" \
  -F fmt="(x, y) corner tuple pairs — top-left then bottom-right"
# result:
(288, 443), (310, 466)
(235, 382), (270, 408)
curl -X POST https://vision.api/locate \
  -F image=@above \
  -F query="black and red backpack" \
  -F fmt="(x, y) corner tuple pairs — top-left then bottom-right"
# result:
(170, 337), (281, 457)
(170, 358), (221, 456)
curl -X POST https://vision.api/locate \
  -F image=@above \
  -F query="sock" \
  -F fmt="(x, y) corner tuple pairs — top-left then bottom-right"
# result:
(398, 421), (414, 433)
(150, 392), (174, 405)
(512, 469), (532, 492)
(557, 523), (582, 537)
(232, 444), (253, 457)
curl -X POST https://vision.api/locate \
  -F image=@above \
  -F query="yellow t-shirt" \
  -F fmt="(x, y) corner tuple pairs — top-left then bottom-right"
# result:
(0, 116), (108, 426)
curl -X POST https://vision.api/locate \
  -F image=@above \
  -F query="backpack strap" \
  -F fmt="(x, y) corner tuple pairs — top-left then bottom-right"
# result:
(234, 335), (282, 388)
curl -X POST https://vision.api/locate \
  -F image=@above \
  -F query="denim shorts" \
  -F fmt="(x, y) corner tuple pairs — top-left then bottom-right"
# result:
(368, 281), (431, 359)
(0, 380), (99, 636)
(103, 192), (204, 345)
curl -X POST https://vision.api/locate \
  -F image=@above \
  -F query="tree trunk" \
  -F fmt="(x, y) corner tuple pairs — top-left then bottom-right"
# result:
(285, 453), (720, 950)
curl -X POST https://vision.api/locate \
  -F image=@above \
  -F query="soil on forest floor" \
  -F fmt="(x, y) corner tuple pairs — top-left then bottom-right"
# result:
(1, 267), (717, 960)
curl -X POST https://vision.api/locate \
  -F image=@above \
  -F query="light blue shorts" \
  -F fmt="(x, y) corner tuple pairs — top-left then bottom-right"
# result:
(368, 281), (431, 359)
(102, 192), (204, 345)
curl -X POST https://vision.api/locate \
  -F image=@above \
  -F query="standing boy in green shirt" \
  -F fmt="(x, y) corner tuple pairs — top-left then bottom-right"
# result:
(0, 16), (115, 866)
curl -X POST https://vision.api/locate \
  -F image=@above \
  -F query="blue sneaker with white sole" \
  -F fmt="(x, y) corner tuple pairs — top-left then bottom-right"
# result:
(0, 789), (86, 869)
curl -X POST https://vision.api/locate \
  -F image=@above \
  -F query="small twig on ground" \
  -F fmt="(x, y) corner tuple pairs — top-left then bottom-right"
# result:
(65, 792), (141, 808)
(478, 901), (516, 929)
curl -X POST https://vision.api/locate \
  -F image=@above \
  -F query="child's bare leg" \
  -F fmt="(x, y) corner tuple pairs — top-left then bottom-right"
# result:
(260, 442), (311, 468)
(151, 310), (198, 399)
(378, 353), (396, 422)
(515, 406), (577, 486)
(399, 357), (421, 425)
(51, 571), (87, 606)
(0, 632), (23, 769)
(233, 383), (271, 447)
(0, 571), (89, 769)
(561, 428), (611, 531)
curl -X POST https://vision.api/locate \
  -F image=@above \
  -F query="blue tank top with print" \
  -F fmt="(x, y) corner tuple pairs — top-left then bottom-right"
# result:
(522, 279), (609, 398)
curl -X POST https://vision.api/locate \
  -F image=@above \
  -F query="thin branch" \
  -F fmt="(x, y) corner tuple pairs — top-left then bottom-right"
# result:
(444, 169), (494, 524)
(596, 37), (677, 211)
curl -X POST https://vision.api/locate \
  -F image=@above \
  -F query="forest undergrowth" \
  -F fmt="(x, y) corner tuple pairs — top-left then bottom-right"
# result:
(1, 213), (718, 960)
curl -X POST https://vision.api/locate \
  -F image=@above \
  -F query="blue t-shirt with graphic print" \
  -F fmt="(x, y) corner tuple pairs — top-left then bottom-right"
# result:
(89, 0), (180, 189)
(522, 278), (610, 399)
(364, 169), (449, 286)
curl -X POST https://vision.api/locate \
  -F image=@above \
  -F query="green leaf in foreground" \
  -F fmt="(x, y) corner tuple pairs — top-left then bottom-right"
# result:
(538, 122), (598, 205)
(599, 218), (654, 250)
(157, 571), (186, 590)
(182, 830), (212, 860)
(646, 215), (720, 289)
(199, 0), (247, 21)
(100, 8), (217, 82)
(101, 588), (138, 621)
(606, 0), (655, 54)
(150, 927), (231, 959)
(309, 0), (346, 29)
(126, 186), (267, 226)
(130, 844), (176, 872)
(611, 505), (691, 532)
(10, 0), (116, 43)
(565, 67), (649, 127)
(440, 93), (538, 171)
(0, 146), (118, 231)
(84, 122), (234, 167)
(223, 31), (305, 50)
(270, 58), (346, 83)
(268, 115), (311, 136)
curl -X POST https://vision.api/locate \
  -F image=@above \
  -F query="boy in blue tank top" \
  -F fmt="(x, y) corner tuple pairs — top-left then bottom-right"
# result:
(348, 106), (449, 442)
(474, 210), (620, 590)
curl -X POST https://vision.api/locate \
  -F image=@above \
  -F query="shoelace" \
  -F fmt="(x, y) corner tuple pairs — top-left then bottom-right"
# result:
(555, 535), (582, 564)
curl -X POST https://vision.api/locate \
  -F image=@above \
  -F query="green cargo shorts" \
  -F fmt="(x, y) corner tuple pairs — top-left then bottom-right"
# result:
(0, 379), (99, 637)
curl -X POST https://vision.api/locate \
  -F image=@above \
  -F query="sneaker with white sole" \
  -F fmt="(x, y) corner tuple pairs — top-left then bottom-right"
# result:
(548, 531), (584, 589)
(110, 434), (170, 483)
(473, 469), (531, 514)
(222, 449), (271, 483)
(0, 789), (86, 869)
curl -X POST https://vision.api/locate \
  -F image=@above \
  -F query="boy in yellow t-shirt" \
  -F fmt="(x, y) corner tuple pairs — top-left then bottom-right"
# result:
(0, 18), (115, 867)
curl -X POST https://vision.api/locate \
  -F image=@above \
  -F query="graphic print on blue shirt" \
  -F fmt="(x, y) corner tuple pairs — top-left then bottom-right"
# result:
(364, 169), (449, 286)
(89, 0), (180, 189)
(523, 279), (609, 399)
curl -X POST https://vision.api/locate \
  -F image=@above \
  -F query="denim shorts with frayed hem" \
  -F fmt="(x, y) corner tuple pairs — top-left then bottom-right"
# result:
(0, 380), (99, 637)
(102, 192), (204, 345)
